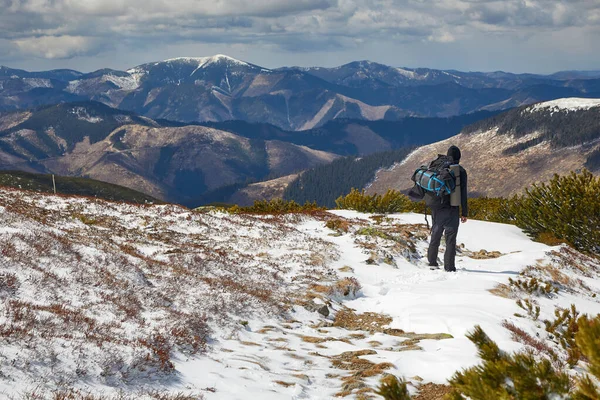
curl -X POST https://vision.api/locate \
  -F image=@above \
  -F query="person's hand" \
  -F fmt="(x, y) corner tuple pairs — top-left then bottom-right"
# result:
(461, 216), (468, 223)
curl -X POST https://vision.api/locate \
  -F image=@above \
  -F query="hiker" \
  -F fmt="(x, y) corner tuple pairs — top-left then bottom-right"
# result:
(426, 145), (468, 272)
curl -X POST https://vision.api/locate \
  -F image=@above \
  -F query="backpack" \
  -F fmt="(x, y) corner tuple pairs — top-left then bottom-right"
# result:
(411, 155), (457, 197)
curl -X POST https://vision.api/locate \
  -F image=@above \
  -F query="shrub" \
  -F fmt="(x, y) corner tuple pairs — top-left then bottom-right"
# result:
(447, 315), (600, 399)
(375, 374), (412, 400)
(466, 197), (512, 223)
(575, 315), (600, 399)
(327, 277), (362, 299)
(544, 305), (581, 367)
(325, 218), (350, 233)
(447, 325), (572, 399)
(229, 199), (324, 214)
(335, 188), (412, 214)
(507, 170), (600, 254)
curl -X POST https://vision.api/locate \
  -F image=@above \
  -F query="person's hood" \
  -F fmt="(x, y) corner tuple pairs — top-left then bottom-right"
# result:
(447, 145), (461, 163)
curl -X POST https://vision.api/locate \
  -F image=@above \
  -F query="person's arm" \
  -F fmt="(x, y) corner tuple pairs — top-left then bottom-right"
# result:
(460, 168), (468, 219)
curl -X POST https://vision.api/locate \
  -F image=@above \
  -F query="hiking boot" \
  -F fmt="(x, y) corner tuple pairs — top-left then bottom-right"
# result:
(444, 267), (457, 272)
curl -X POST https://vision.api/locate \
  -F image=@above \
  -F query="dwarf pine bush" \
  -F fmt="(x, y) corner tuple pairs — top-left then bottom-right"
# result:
(447, 325), (572, 399)
(335, 188), (412, 214)
(448, 314), (600, 400)
(375, 375), (412, 400)
(466, 197), (512, 223)
(229, 199), (324, 214)
(507, 170), (600, 254)
(574, 315), (600, 399)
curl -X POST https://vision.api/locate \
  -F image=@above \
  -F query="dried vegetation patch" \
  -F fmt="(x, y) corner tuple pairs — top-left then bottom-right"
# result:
(318, 308), (453, 397)
(331, 349), (394, 398)
(325, 216), (430, 266)
(488, 245), (600, 369)
(490, 246), (600, 300)
(0, 188), (339, 392)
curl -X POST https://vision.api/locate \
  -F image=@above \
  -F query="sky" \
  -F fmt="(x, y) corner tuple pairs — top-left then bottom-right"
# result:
(0, 0), (599, 74)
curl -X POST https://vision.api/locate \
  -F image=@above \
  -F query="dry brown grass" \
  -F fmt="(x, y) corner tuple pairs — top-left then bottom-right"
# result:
(16, 389), (205, 400)
(348, 333), (367, 340)
(465, 249), (503, 259)
(273, 380), (296, 387)
(333, 309), (393, 332)
(301, 335), (329, 344)
(328, 277), (362, 299)
(239, 341), (263, 347)
(331, 349), (395, 397)
(502, 320), (559, 364)
(326, 218), (351, 233)
(257, 326), (276, 334)
(536, 232), (567, 247)
(0, 187), (341, 392)
(413, 383), (452, 400)
(488, 283), (513, 299)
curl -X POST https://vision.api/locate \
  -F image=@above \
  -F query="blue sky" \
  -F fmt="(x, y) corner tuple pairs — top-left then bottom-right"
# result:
(0, 0), (598, 73)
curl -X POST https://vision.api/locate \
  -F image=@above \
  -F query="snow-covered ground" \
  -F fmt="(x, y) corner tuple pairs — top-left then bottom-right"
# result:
(529, 97), (600, 113)
(0, 189), (599, 399)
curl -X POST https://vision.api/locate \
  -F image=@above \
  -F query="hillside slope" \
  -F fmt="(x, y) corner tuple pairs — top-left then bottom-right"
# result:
(0, 170), (158, 203)
(0, 102), (338, 204)
(0, 189), (598, 398)
(368, 98), (600, 198)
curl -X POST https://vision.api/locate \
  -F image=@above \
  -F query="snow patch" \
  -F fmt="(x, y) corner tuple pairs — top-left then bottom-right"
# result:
(153, 55), (258, 76)
(69, 107), (103, 123)
(529, 97), (600, 113)
(103, 74), (140, 91)
(23, 78), (53, 89)
(395, 67), (418, 79)
(65, 80), (81, 93)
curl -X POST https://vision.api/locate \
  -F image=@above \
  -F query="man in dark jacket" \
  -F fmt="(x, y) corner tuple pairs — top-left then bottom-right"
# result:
(426, 145), (468, 272)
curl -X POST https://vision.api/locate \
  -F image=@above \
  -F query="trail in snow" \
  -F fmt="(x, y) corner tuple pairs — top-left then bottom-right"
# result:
(168, 211), (600, 399)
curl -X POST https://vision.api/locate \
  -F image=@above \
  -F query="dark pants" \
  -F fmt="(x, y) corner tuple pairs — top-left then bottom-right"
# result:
(428, 206), (459, 271)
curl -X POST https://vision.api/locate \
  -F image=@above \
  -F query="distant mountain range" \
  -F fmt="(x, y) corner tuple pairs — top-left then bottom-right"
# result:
(2, 55), (600, 130)
(0, 101), (488, 205)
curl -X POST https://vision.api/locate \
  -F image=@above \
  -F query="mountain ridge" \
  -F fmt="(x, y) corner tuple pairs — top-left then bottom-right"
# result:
(0, 101), (339, 204)
(3, 56), (600, 130)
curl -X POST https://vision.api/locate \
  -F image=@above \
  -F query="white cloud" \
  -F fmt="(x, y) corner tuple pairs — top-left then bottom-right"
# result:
(13, 35), (102, 59)
(0, 0), (599, 72)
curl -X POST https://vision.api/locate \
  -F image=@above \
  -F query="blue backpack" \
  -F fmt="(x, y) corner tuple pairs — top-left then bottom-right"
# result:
(411, 155), (457, 197)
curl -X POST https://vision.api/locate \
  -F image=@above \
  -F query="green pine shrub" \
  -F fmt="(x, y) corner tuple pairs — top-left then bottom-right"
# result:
(229, 199), (324, 214)
(376, 374), (412, 400)
(574, 315), (600, 399)
(466, 197), (513, 223)
(544, 305), (582, 367)
(447, 325), (572, 399)
(448, 315), (600, 399)
(507, 170), (600, 254)
(335, 188), (413, 214)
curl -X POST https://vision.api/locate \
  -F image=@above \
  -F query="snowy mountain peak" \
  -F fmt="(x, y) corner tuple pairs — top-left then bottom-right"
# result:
(395, 67), (418, 79)
(163, 54), (252, 68)
(528, 97), (600, 113)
